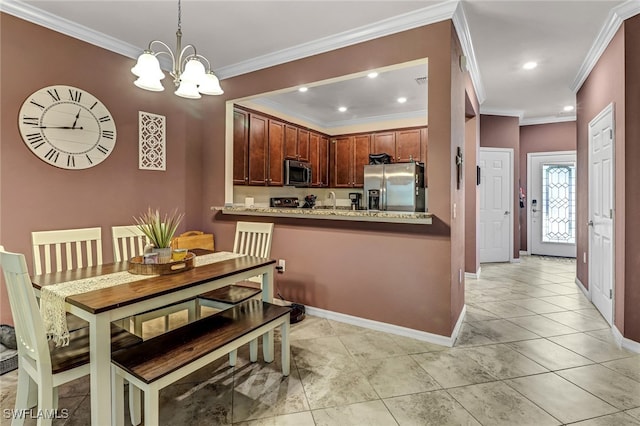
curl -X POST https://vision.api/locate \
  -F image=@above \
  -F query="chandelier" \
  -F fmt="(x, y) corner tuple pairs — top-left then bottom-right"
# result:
(131, 0), (223, 99)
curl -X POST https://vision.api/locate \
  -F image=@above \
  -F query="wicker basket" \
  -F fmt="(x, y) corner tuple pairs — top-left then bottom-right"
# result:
(0, 345), (18, 375)
(128, 252), (195, 275)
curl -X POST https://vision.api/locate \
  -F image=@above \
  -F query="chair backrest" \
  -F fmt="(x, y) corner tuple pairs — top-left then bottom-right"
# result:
(0, 247), (53, 374)
(31, 227), (103, 275)
(233, 222), (274, 258)
(112, 225), (147, 262)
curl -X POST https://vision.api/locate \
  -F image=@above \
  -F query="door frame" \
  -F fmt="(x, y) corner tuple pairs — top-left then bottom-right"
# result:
(588, 102), (615, 325)
(479, 147), (514, 263)
(526, 150), (577, 256)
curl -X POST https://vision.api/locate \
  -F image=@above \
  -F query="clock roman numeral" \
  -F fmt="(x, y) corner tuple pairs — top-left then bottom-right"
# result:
(98, 115), (111, 123)
(26, 133), (44, 143)
(67, 155), (76, 168)
(101, 130), (114, 140)
(89, 101), (98, 110)
(30, 100), (45, 110)
(96, 145), (109, 155)
(22, 116), (39, 126)
(86, 154), (93, 165)
(69, 89), (82, 102)
(47, 88), (61, 102)
(44, 148), (59, 163)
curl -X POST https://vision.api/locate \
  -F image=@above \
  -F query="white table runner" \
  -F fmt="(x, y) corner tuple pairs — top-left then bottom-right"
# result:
(41, 251), (245, 346)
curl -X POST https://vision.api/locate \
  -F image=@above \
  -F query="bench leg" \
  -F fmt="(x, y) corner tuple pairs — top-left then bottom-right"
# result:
(262, 330), (274, 363)
(144, 388), (160, 426)
(111, 367), (125, 426)
(249, 339), (258, 362)
(229, 349), (237, 367)
(129, 383), (142, 426)
(281, 316), (290, 376)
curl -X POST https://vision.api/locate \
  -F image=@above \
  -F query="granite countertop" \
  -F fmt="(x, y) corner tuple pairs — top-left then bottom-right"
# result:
(213, 206), (433, 224)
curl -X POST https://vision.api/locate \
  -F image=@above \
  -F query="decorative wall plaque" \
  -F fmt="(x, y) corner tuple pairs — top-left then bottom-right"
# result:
(139, 111), (166, 170)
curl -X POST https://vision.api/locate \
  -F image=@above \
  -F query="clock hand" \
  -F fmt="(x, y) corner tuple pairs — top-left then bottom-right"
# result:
(36, 126), (84, 129)
(71, 109), (81, 129)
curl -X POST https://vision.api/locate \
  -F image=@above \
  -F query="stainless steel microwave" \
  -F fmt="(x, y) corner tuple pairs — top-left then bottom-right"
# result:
(284, 159), (312, 187)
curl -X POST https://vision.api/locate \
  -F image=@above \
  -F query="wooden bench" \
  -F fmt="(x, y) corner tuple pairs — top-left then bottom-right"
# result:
(111, 299), (291, 426)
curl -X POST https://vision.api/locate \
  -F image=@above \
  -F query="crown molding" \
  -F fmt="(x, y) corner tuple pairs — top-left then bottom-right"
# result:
(571, 0), (640, 92)
(0, 0), (141, 59)
(479, 107), (524, 119)
(520, 115), (576, 126)
(216, 0), (460, 79)
(451, 1), (486, 105)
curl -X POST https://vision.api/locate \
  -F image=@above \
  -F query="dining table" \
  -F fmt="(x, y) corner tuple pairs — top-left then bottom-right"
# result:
(31, 251), (277, 426)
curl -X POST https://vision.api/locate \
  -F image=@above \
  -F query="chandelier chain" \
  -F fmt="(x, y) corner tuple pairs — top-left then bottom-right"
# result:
(177, 0), (182, 31)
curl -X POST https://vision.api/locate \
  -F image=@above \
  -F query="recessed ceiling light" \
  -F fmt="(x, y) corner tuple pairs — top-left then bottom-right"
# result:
(397, 97), (407, 104)
(563, 105), (574, 112)
(338, 106), (347, 112)
(367, 72), (379, 79)
(522, 61), (538, 70)
(298, 87), (308, 92)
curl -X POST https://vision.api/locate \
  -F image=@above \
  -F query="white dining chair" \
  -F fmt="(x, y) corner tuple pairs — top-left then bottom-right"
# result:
(31, 227), (105, 333)
(0, 246), (141, 426)
(196, 221), (274, 314)
(31, 227), (103, 276)
(111, 225), (196, 337)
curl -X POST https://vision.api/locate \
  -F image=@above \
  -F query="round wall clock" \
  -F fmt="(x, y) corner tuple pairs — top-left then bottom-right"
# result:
(18, 85), (116, 169)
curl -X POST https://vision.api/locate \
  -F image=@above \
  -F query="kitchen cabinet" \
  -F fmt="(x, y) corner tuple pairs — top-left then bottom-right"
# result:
(284, 125), (309, 161)
(332, 134), (370, 188)
(309, 132), (329, 187)
(371, 129), (421, 163)
(247, 113), (283, 186)
(233, 109), (249, 185)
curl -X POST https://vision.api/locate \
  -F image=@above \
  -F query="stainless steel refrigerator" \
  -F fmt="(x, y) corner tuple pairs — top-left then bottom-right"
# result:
(364, 163), (426, 212)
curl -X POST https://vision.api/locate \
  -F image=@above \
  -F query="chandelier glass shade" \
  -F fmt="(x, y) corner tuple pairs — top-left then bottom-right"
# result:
(131, 0), (223, 99)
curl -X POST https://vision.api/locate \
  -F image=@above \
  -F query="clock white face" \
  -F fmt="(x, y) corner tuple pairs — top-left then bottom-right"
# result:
(18, 85), (116, 169)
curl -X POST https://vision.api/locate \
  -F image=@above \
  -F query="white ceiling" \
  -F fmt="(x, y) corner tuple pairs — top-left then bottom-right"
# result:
(5, 0), (638, 126)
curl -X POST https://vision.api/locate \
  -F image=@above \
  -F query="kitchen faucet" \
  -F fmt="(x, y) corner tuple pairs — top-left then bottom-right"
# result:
(328, 191), (336, 209)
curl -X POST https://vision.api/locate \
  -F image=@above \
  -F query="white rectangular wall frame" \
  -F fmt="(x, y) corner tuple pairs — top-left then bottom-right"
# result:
(139, 111), (166, 171)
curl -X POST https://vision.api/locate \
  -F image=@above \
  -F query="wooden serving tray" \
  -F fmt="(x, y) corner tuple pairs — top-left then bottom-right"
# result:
(128, 252), (196, 275)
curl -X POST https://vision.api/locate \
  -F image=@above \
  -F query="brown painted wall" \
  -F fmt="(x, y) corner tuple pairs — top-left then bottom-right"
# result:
(480, 114), (521, 259)
(464, 73), (480, 275)
(519, 122), (577, 251)
(576, 26), (625, 333)
(204, 21), (461, 336)
(1, 14), (469, 337)
(623, 14), (640, 341)
(0, 13), (213, 324)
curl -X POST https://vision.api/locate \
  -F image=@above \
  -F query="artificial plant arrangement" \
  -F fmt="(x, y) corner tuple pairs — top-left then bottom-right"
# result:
(134, 208), (184, 263)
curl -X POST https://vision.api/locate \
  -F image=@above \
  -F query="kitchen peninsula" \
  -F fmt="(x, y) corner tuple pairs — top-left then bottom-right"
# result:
(216, 205), (433, 224)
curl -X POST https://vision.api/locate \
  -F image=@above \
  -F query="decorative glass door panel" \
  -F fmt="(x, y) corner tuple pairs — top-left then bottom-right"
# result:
(542, 164), (575, 244)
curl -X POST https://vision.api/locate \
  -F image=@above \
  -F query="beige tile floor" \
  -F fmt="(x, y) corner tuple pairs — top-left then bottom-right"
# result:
(1, 255), (639, 425)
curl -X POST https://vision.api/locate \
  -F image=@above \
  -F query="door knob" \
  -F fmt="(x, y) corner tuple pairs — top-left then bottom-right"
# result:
(588, 220), (594, 227)
(504, 211), (510, 216)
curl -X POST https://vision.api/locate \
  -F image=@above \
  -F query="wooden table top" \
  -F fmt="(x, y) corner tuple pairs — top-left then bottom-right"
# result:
(31, 255), (276, 314)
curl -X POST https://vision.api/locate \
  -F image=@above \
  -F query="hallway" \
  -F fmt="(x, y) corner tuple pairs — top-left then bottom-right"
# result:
(1, 256), (639, 425)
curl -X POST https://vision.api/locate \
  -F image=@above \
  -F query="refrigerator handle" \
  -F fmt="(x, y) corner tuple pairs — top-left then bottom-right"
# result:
(381, 184), (386, 211)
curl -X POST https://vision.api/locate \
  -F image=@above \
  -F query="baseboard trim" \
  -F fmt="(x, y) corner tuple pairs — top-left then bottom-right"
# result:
(465, 266), (481, 280)
(519, 250), (529, 256)
(612, 325), (640, 354)
(575, 277), (590, 299)
(304, 305), (462, 348)
(511, 257), (521, 263)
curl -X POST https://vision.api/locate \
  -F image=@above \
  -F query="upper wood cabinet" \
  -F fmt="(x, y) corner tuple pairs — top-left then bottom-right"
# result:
(284, 125), (309, 161)
(309, 132), (329, 187)
(396, 129), (422, 163)
(233, 109), (249, 185)
(371, 129), (421, 163)
(267, 120), (284, 186)
(332, 134), (370, 188)
(244, 112), (283, 186)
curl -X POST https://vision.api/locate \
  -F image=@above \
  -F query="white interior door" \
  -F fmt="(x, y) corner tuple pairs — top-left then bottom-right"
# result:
(589, 104), (614, 326)
(529, 152), (577, 257)
(479, 148), (512, 263)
